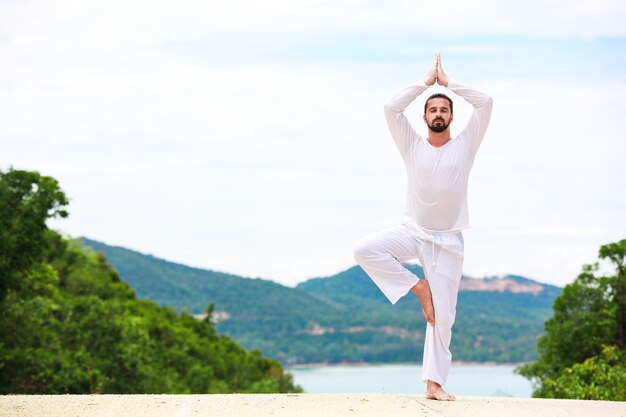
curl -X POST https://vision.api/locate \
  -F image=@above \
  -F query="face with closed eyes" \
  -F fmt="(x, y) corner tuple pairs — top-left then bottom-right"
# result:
(424, 97), (453, 133)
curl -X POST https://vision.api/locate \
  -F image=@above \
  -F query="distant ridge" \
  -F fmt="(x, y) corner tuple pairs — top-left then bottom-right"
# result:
(459, 275), (557, 295)
(298, 264), (561, 298)
(80, 237), (561, 365)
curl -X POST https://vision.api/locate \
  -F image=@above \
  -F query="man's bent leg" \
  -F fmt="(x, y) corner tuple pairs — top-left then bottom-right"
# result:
(353, 225), (423, 305)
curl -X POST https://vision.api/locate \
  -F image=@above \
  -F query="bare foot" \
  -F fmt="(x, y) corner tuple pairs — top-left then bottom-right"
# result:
(410, 280), (435, 325)
(425, 380), (455, 401)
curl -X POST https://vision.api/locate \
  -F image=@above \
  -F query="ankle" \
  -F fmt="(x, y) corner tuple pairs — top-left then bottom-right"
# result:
(427, 380), (441, 389)
(411, 279), (425, 293)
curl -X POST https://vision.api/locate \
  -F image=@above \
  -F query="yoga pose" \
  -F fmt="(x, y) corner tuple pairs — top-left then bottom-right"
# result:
(353, 54), (493, 401)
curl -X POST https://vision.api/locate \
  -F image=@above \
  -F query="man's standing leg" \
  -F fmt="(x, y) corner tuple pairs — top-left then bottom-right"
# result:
(420, 234), (464, 401)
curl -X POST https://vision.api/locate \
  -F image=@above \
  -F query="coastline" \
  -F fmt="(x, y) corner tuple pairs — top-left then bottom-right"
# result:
(286, 362), (534, 397)
(287, 361), (527, 369)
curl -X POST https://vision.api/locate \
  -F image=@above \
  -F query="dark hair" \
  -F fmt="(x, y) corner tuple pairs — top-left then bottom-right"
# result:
(424, 93), (453, 114)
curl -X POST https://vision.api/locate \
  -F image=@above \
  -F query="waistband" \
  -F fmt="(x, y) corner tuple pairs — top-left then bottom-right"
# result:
(401, 217), (464, 263)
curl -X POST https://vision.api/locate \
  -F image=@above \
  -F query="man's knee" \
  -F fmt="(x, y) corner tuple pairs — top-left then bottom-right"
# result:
(353, 241), (367, 264)
(353, 238), (376, 265)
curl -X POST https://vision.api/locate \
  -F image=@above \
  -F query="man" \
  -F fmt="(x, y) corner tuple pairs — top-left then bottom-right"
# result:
(353, 54), (493, 401)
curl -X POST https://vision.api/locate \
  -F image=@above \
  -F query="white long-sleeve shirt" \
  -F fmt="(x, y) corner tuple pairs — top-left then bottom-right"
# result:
(384, 79), (493, 233)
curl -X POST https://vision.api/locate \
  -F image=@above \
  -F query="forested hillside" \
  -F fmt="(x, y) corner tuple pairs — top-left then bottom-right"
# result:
(0, 169), (300, 394)
(82, 238), (561, 365)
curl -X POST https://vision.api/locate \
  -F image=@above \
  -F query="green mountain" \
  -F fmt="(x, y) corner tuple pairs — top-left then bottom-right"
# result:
(80, 238), (561, 365)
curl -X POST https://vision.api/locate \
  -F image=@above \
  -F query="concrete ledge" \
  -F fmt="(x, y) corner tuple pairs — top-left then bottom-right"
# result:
(1, 394), (624, 417)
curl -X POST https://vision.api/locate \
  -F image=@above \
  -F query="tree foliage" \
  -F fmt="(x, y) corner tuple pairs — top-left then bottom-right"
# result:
(0, 169), (301, 394)
(517, 239), (626, 400)
(538, 345), (626, 400)
(0, 168), (68, 300)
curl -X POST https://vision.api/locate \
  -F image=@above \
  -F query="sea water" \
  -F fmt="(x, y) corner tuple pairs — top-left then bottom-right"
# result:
(288, 364), (533, 397)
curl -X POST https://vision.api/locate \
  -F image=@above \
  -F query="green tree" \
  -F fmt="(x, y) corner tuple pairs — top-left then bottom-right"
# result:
(0, 168), (68, 300)
(539, 345), (626, 400)
(0, 169), (301, 394)
(517, 239), (626, 399)
(600, 241), (626, 349)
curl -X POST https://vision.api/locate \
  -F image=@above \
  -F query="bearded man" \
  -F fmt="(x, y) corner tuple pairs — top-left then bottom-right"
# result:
(354, 53), (493, 401)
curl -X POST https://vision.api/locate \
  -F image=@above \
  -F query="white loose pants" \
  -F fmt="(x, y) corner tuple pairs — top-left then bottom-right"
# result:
(353, 222), (464, 385)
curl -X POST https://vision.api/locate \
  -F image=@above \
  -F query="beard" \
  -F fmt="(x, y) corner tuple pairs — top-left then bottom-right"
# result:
(428, 118), (451, 133)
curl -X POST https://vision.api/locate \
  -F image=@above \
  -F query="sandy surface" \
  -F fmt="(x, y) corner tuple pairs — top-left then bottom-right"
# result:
(1, 394), (625, 417)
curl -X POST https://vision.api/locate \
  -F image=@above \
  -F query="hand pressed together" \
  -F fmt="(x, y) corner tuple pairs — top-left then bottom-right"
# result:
(424, 53), (449, 87)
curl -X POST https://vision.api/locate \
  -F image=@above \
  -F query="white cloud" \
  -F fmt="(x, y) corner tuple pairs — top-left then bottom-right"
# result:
(19, 64), (620, 288)
(2, 0), (625, 288)
(2, 0), (626, 51)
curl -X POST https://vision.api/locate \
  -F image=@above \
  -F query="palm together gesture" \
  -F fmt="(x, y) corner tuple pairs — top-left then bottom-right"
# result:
(424, 53), (448, 87)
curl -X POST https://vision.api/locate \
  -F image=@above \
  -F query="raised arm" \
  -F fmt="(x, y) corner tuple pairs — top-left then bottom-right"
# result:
(449, 80), (493, 152)
(383, 55), (438, 157)
(436, 55), (493, 153)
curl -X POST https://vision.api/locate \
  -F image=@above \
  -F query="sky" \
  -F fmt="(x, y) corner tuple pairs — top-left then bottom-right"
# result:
(2, 0), (625, 288)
